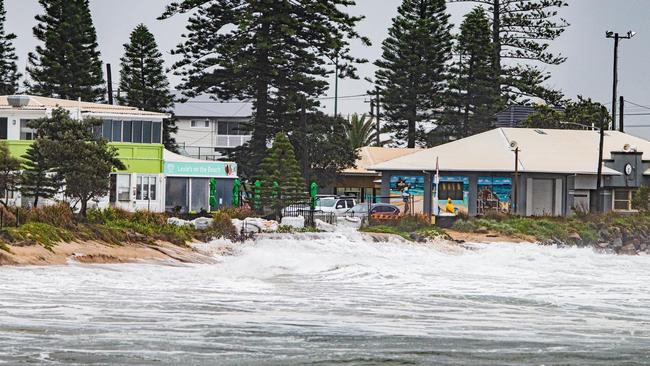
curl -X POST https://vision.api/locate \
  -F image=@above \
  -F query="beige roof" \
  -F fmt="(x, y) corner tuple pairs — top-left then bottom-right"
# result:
(370, 128), (650, 175)
(0, 95), (167, 118)
(343, 146), (421, 175)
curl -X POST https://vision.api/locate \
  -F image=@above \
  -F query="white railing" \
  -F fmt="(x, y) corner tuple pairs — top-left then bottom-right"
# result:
(215, 135), (251, 148)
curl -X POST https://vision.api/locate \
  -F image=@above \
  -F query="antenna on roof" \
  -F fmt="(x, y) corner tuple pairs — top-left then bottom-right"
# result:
(509, 140), (518, 150)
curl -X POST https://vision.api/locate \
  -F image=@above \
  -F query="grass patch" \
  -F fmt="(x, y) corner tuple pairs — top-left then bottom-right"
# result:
(0, 241), (11, 253)
(2, 222), (73, 251)
(451, 212), (650, 245)
(362, 215), (449, 242)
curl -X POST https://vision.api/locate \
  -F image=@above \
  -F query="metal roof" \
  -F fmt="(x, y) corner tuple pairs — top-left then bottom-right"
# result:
(342, 147), (422, 176)
(370, 128), (650, 176)
(172, 93), (253, 118)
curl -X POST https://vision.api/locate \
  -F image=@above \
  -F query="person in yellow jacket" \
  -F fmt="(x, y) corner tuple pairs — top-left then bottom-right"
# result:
(445, 197), (456, 214)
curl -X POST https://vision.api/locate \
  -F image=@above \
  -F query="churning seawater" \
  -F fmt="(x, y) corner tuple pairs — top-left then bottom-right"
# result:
(1, 233), (650, 365)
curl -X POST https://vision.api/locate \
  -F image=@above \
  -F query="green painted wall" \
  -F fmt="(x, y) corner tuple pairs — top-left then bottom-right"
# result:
(3, 140), (163, 174)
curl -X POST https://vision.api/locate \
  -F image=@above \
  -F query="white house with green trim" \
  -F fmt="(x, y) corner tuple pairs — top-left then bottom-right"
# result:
(0, 95), (238, 213)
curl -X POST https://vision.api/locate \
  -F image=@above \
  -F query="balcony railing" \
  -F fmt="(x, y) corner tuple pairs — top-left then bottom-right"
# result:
(215, 135), (251, 148)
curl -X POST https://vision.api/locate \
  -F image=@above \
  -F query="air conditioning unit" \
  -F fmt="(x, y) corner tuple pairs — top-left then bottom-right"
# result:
(7, 95), (30, 108)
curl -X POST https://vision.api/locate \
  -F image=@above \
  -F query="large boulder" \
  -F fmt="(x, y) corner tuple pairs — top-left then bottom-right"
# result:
(618, 244), (637, 256)
(567, 232), (582, 245)
(243, 217), (279, 233)
(611, 236), (624, 248)
(281, 216), (305, 229)
(231, 219), (243, 234)
(315, 219), (336, 232)
(192, 217), (214, 231)
(167, 217), (191, 227)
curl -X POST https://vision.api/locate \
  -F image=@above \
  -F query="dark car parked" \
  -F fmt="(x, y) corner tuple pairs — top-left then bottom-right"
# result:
(345, 203), (400, 218)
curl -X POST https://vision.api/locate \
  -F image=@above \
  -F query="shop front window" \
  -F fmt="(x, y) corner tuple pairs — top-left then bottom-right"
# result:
(190, 178), (209, 212)
(165, 177), (188, 212)
(136, 176), (157, 201)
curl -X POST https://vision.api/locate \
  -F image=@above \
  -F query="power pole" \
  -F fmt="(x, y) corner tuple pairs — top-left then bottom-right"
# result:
(610, 33), (618, 131)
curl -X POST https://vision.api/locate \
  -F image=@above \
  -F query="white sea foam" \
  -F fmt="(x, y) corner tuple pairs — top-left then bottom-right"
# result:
(1, 235), (650, 365)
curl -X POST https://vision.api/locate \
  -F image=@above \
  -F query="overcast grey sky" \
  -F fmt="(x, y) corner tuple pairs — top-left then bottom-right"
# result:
(6, 0), (650, 138)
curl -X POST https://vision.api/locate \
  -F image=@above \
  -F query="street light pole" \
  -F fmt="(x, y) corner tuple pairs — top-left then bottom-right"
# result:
(606, 30), (636, 131)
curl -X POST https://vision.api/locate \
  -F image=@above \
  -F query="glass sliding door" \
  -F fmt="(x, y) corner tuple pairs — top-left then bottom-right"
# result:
(190, 178), (209, 213)
(165, 177), (188, 212)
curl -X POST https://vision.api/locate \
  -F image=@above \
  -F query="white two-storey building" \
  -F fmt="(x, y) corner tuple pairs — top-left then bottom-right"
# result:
(172, 94), (253, 161)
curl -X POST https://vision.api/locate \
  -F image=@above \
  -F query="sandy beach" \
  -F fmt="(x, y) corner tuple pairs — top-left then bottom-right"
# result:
(0, 240), (219, 266)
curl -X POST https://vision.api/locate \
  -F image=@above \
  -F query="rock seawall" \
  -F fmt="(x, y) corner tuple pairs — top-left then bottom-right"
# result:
(556, 226), (650, 255)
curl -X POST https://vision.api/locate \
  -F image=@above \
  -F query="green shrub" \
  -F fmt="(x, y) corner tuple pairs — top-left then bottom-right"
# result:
(277, 225), (295, 233)
(210, 211), (237, 239)
(132, 210), (167, 226)
(298, 226), (323, 233)
(0, 205), (18, 227)
(154, 225), (194, 246)
(26, 202), (76, 229)
(633, 186), (650, 211)
(416, 227), (449, 240)
(87, 207), (132, 224)
(78, 224), (128, 245)
(482, 210), (511, 221)
(217, 207), (254, 220)
(452, 219), (478, 232)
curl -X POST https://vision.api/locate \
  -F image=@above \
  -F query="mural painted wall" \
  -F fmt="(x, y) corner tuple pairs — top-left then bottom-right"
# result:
(434, 176), (470, 214)
(477, 176), (512, 213)
(389, 175), (513, 216)
(389, 175), (425, 213)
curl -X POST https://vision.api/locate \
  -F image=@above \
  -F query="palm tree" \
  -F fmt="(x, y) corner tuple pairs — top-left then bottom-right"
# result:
(345, 113), (379, 149)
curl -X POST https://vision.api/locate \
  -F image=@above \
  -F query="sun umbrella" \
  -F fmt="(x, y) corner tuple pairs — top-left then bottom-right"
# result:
(253, 180), (262, 210)
(209, 178), (217, 209)
(232, 179), (241, 207)
(310, 182), (318, 210)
